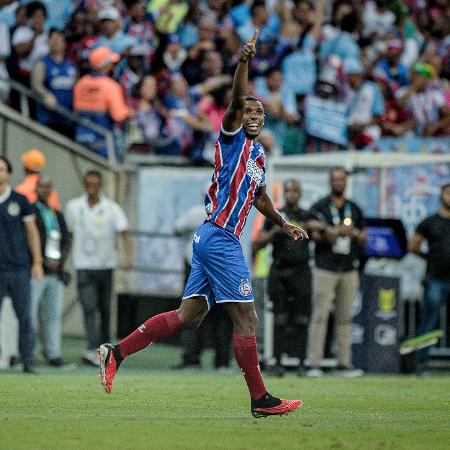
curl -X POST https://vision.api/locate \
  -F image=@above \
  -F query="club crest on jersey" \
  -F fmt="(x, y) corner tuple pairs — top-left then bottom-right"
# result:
(246, 158), (264, 184)
(7, 201), (20, 217)
(239, 279), (252, 297)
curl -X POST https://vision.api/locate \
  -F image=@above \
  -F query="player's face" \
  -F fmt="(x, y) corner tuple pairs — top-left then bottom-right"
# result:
(441, 186), (450, 209)
(242, 100), (265, 138)
(330, 170), (347, 196)
(284, 181), (301, 207)
(0, 160), (10, 185)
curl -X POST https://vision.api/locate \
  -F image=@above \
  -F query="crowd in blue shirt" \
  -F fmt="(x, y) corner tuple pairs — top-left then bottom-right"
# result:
(0, 0), (449, 162)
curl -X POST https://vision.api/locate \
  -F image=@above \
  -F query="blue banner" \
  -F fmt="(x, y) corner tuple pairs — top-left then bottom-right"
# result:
(305, 96), (348, 146)
(364, 137), (450, 154)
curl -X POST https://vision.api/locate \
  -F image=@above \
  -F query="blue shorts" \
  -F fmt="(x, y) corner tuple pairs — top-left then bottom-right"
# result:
(182, 221), (254, 310)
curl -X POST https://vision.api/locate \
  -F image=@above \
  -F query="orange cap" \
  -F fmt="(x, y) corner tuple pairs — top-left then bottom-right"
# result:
(89, 46), (120, 69)
(20, 148), (46, 171)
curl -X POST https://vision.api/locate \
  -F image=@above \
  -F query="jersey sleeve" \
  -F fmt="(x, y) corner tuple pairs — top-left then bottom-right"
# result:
(219, 125), (243, 143)
(19, 194), (35, 222)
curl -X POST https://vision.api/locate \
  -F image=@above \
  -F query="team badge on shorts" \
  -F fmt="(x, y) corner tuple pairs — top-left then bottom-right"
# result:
(239, 279), (252, 297)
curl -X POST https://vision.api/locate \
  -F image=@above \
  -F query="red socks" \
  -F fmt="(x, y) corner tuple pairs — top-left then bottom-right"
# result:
(119, 310), (181, 359)
(233, 334), (267, 400)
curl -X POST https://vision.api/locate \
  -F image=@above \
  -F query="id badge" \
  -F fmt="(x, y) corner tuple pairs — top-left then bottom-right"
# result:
(332, 236), (351, 255)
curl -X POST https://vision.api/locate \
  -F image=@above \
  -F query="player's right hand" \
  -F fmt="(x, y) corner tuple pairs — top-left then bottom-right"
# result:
(282, 222), (309, 241)
(239, 29), (259, 62)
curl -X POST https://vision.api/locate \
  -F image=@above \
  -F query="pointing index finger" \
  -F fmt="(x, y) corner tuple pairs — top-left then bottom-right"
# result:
(250, 29), (259, 45)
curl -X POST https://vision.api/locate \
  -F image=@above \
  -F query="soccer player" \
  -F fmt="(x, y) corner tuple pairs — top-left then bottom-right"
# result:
(98, 30), (308, 418)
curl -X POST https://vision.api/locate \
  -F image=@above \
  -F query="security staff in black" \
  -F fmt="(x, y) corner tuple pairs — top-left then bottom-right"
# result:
(255, 180), (322, 377)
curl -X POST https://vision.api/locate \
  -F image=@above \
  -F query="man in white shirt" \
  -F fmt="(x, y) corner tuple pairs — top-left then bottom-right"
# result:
(66, 170), (132, 365)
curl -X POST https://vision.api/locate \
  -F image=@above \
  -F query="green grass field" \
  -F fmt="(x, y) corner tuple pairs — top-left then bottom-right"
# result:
(1, 340), (450, 450)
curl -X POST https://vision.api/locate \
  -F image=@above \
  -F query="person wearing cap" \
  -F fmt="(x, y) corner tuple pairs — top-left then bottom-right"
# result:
(15, 148), (61, 210)
(31, 28), (77, 138)
(0, 155), (43, 374)
(119, 44), (147, 101)
(94, 6), (137, 56)
(373, 39), (409, 91)
(396, 62), (450, 136)
(345, 57), (385, 148)
(73, 46), (132, 159)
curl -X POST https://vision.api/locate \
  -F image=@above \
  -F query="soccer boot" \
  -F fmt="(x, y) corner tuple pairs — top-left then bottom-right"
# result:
(98, 344), (122, 394)
(251, 392), (302, 418)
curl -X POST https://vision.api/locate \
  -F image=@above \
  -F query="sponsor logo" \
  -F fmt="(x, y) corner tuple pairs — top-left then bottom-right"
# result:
(239, 279), (252, 297)
(246, 159), (264, 184)
(138, 324), (146, 333)
(374, 324), (397, 346)
(193, 233), (201, 243)
(376, 288), (397, 319)
(7, 201), (20, 217)
(351, 323), (365, 345)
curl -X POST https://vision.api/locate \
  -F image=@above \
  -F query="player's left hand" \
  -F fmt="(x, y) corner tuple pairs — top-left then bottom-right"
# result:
(282, 222), (309, 241)
(239, 29), (259, 62)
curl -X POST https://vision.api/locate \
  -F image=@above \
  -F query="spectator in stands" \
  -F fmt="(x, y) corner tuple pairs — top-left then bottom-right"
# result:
(94, 6), (137, 56)
(307, 168), (367, 378)
(0, 15), (10, 102)
(182, 48), (222, 86)
(320, 11), (360, 63)
(396, 62), (450, 136)
(0, 0), (19, 28)
(119, 44), (147, 101)
(124, 0), (155, 64)
(73, 46), (131, 159)
(30, 0), (73, 31)
(26, 1), (49, 65)
(0, 155), (43, 374)
(237, 0), (280, 44)
(16, 148), (61, 210)
(373, 39), (410, 92)
(254, 180), (321, 377)
(345, 58), (385, 148)
(65, 170), (132, 366)
(147, 0), (189, 34)
(31, 28), (77, 138)
(132, 74), (180, 155)
(409, 183), (450, 375)
(161, 34), (187, 74)
(31, 176), (72, 368)
(362, 0), (396, 39)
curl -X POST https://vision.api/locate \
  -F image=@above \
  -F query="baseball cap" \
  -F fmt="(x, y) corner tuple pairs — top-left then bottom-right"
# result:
(344, 58), (364, 75)
(12, 26), (34, 46)
(89, 46), (120, 69)
(21, 148), (46, 171)
(98, 7), (121, 21)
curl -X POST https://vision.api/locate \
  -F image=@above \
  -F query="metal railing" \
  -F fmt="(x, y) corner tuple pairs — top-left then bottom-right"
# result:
(1, 77), (117, 165)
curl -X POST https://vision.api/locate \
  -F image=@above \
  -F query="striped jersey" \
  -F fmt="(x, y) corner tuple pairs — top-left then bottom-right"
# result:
(205, 126), (266, 237)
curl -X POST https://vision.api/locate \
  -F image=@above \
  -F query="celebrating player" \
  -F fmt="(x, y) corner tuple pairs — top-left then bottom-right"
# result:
(98, 30), (308, 418)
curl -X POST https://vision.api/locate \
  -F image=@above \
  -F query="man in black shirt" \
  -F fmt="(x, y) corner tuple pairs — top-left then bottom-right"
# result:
(307, 168), (367, 377)
(255, 180), (321, 376)
(0, 156), (43, 374)
(409, 183), (450, 374)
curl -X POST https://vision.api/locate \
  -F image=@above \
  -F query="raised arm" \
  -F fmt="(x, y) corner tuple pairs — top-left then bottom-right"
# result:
(222, 30), (259, 133)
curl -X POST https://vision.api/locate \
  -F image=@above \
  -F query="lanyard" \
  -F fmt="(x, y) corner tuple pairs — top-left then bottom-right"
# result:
(329, 201), (352, 226)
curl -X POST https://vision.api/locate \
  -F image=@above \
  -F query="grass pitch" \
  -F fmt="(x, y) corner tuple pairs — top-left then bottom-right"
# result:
(1, 342), (449, 450)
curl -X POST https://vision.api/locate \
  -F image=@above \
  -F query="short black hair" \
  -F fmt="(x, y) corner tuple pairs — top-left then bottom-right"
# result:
(49, 28), (65, 39)
(245, 95), (260, 102)
(84, 170), (102, 180)
(330, 166), (348, 179)
(0, 156), (13, 174)
(340, 12), (358, 34)
(441, 183), (450, 193)
(250, 0), (266, 16)
(26, 1), (47, 19)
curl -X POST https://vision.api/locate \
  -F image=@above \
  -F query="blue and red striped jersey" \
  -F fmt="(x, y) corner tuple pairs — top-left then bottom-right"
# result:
(205, 126), (266, 237)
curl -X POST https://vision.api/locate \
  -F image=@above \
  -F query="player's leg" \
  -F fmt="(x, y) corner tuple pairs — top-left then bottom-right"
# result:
(224, 301), (302, 417)
(98, 246), (211, 393)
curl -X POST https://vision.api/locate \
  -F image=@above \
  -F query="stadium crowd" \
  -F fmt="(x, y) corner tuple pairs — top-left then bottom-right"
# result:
(0, 0), (449, 162)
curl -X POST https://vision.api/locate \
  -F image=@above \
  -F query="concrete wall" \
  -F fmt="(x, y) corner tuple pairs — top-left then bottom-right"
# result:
(0, 103), (138, 342)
